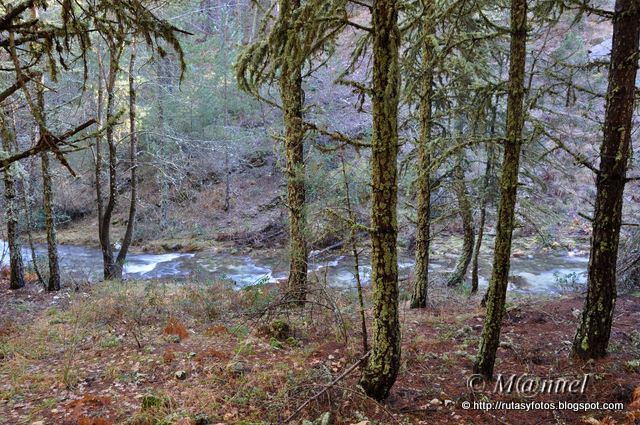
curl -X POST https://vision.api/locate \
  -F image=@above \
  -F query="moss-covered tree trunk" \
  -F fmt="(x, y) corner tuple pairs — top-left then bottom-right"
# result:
(447, 151), (475, 287)
(474, 0), (527, 379)
(36, 82), (60, 291)
(41, 151), (61, 291)
(572, 0), (639, 360)
(359, 0), (401, 400)
(411, 0), (435, 309)
(279, 0), (308, 304)
(1, 111), (25, 290)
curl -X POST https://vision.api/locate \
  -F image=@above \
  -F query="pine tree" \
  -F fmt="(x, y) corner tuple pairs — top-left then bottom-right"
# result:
(474, 0), (527, 379)
(279, 0), (308, 303)
(359, 0), (401, 400)
(1, 110), (26, 290)
(572, 0), (640, 360)
(410, 0), (435, 309)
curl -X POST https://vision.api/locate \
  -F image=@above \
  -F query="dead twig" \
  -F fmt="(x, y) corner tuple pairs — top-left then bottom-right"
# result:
(283, 350), (371, 423)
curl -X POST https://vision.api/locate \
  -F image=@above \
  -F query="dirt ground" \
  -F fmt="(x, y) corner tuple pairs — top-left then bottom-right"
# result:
(0, 278), (639, 425)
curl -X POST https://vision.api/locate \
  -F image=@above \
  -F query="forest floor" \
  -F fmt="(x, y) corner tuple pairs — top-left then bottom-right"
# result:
(1, 276), (639, 425)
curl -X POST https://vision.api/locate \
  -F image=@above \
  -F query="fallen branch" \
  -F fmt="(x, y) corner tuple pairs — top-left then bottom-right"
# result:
(283, 350), (371, 423)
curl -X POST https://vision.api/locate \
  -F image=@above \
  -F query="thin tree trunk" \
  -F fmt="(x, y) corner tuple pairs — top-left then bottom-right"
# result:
(279, 0), (307, 304)
(95, 49), (105, 253)
(447, 151), (475, 287)
(359, 0), (400, 400)
(222, 19), (231, 212)
(35, 77), (60, 291)
(99, 44), (122, 280)
(340, 148), (368, 353)
(572, 0), (639, 360)
(1, 110), (25, 290)
(41, 151), (60, 290)
(474, 0), (527, 380)
(471, 140), (495, 293)
(114, 41), (139, 279)
(156, 60), (170, 228)
(20, 157), (44, 287)
(411, 0), (435, 309)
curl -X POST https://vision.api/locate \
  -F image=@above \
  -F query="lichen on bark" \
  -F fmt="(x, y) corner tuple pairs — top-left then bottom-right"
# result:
(572, 0), (640, 360)
(359, 0), (401, 400)
(474, 0), (527, 380)
(411, 0), (435, 309)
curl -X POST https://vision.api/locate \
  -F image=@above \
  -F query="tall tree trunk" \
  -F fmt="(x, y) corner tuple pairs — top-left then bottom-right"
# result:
(156, 60), (170, 229)
(359, 0), (400, 400)
(94, 48), (105, 261)
(114, 42), (139, 278)
(473, 0), (527, 379)
(99, 44), (122, 280)
(573, 0), (639, 360)
(41, 151), (60, 291)
(1, 110), (25, 290)
(279, 0), (307, 304)
(35, 79), (60, 291)
(20, 156), (44, 287)
(471, 141), (495, 293)
(447, 151), (475, 287)
(411, 0), (435, 309)
(222, 19), (232, 212)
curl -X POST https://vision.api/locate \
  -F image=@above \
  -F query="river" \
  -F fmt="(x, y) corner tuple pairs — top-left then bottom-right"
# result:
(0, 240), (590, 295)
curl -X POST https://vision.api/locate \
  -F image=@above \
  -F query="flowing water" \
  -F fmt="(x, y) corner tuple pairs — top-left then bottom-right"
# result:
(0, 240), (589, 295)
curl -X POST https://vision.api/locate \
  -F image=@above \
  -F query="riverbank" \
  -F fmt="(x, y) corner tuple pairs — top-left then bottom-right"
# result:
(1, 279), (638, 424)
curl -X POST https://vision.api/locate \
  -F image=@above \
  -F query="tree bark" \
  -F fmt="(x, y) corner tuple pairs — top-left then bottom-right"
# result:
(572, 0), (640, 360)
(474, 0), (527, 379)
(94, 48), (105, 262)
(20, 156), (44, 286)
(279, 0), (308, 304)
(359, 0), (401, 400)
(36, 78), (60, 291)
(1, 110), (25, 290)
(411, 0), (435, 309)
(41, 151), (60, 291)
